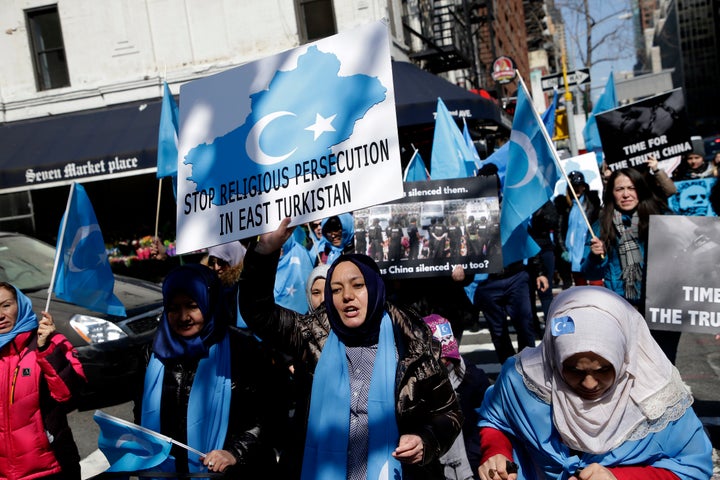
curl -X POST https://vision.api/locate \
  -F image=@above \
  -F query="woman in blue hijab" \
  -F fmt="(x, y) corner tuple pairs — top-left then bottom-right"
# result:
(239, 218), (462, 480)
(136, 264), (279, 477)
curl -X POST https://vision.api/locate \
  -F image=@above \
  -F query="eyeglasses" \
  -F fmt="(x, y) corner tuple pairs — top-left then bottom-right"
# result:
(326, 230), (342, 239)
(309, 222), (321, 229)
(207, 256), (229, 268)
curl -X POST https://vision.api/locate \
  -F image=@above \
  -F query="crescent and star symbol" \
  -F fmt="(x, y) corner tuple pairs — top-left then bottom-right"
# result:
(67, 224), (106, 272)
(506, 130), (538, 189)
(246, 111), (337, 166)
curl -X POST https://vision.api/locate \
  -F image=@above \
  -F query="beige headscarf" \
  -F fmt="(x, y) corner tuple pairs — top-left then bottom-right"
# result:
(518, 286), (692, 454)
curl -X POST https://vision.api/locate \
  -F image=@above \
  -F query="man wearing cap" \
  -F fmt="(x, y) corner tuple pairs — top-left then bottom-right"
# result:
(554, 171), (601, 287)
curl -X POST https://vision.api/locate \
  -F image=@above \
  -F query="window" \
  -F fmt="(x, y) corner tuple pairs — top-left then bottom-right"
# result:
(296, 0), (337, 43)
(26, 5), (70, 91)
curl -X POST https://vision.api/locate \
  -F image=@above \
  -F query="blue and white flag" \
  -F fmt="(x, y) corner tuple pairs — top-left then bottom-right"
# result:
(500, 81), (560, 266)
(94, 410), (173, 472)
(484, 90), (558, 189)
(582, 72), (617, 165)
(54, 184), (126, 317)
(156, 82), (179, 179)
(403, 150), (430, 182)
(430, 98), (476, 179)
(275, 237), (315, 314)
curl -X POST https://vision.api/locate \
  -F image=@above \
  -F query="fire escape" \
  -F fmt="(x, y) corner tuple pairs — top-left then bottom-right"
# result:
(403, 0), (489, 89)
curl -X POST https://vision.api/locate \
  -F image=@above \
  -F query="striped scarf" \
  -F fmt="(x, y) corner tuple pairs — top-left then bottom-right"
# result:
(612, 210), (643, 301)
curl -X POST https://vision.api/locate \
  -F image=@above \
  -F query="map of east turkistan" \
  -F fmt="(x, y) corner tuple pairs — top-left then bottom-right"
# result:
(184, 46), (388, 205)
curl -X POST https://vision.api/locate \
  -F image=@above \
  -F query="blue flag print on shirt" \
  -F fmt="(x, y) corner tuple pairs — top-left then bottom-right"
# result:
(184, 46), (387, 205)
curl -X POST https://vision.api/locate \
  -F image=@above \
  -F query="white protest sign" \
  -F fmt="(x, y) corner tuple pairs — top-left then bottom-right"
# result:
(176, 21), (403, 254)
(553, 152), (604, 199)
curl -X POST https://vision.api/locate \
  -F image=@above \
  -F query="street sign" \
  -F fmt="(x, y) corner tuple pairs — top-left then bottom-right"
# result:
(541, 68), (590, 91)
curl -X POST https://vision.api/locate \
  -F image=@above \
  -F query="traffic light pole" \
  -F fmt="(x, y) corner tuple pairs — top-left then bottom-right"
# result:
(561, 49), (578, 156)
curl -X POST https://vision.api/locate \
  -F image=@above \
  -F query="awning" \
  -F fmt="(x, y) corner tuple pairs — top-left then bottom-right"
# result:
(0, 100), (162, 194)
(392, 60), (512, 129)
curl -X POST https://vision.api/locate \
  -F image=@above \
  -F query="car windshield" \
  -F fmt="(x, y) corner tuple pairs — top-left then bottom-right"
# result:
(0, 235), (55, 291)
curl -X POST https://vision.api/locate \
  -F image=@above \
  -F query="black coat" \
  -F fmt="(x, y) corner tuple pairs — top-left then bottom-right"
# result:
(239, 246), (463, 479)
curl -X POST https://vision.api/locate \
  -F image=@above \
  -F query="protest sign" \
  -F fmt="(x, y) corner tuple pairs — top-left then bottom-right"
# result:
(669, 178), (717, 217)
(353, 177), (502, 279)
(596, 89), (691, 173)
(175, 21), (403, 254)
(552, 152), (603, 199)
(646, 215), (720, 334)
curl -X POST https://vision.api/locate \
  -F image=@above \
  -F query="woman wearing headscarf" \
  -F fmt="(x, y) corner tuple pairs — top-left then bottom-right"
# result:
(582, 167), (681, 364)
(239, 218), (463, 480)
(476, 286), (712, 480)
(134, 264), (278, 477)
(306, 263), (331, 312)
(318, 213), (356, 265)
(0, 282), (86, 480)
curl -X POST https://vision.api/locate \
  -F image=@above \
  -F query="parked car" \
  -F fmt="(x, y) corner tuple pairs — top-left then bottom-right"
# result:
(0, 231), (163, 411)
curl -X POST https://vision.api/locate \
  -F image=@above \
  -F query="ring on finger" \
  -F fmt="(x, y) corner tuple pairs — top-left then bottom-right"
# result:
(208, 462), (214, 468)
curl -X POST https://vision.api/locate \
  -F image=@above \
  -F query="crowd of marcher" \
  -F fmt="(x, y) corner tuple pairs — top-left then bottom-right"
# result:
(1, 144), (717, 479)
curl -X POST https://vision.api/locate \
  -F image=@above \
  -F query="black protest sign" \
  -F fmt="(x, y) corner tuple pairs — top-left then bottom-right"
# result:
(353, 177), (502, 279)
(596, 89), (692, 172)
(645, 215), (720, 334)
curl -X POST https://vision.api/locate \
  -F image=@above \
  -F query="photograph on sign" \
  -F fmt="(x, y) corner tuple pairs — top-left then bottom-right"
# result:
(645, 215), (720, 335)
(552, 152), (604, 199)
(595, 88), (690, 173)
(669, 178), (718, 217)
(175, 21), (403, 254)
(353, 177), (502, 279)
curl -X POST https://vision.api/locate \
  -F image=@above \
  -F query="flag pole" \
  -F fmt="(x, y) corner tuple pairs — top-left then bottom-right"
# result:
(154, 177), (162, 239)
(95, 410), (207, 458)
(46, 182), (77, 313)
(515, 71), (598, 241)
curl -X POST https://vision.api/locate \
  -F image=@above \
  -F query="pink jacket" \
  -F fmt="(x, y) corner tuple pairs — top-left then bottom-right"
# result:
(0, 331), (86, 480)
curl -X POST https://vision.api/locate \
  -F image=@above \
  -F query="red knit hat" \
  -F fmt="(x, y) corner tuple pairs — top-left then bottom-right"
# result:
(423, 314), (460, 361)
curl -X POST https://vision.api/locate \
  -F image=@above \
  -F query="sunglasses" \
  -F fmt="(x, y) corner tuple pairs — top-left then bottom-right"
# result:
(207, 256), (229, 268)
(309, 222), (322, 228)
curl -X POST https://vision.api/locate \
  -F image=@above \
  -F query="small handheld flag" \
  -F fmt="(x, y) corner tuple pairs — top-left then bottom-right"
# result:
(51, 183), (126, 316)
(94, 410), (174, 472)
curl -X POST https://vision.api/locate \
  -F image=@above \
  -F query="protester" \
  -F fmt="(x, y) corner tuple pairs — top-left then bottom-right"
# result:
(424, 314), (490, 480)
(239, 218), (463, 479)
(206, 240), (247, 326)
(554, 171), (601, 287)
(0, 282), (86, 480)
(528, 199), (559, 327)
(318, 213), (355, 265)
(305, 263), (331, 312)
(477, 286), (713, 480)
(672, 146), (714, 181)
(134, 264), (279, 477)
(472, 164), (548, 364)
(582, 167), (682, 363)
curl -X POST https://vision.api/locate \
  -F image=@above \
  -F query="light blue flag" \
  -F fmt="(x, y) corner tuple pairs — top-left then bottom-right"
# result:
(403, 150), (430, 181)
(500, 82), (560, 266)
(55, 184), (126, 317)
(156, 82), (179, 179)
(94, 410), (173, 472)
(480, 91), (557, 190)
(275, 236), (315, 314)
(430, 98), (476, 179)
(462, 118), (482, 170)
(582, 72), (617, 165)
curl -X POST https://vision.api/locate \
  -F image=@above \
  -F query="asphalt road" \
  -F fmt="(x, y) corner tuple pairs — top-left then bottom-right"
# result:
(70, 316), (720, 478)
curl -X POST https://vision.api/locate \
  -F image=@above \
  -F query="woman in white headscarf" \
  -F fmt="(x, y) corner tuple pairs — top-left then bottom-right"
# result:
(476, 286), (712, 480)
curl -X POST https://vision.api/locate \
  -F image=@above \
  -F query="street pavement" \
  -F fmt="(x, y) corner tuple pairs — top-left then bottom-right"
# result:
(73, 310), (720, 479)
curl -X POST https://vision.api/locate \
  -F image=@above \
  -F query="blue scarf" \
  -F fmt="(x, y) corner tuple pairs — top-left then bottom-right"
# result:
(141, 334), (232, 472)
(320, 213), (356, 266)
(566, 195), (588, 271)
(0, 286), (39, 350)
(302, 313), (400, 480)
